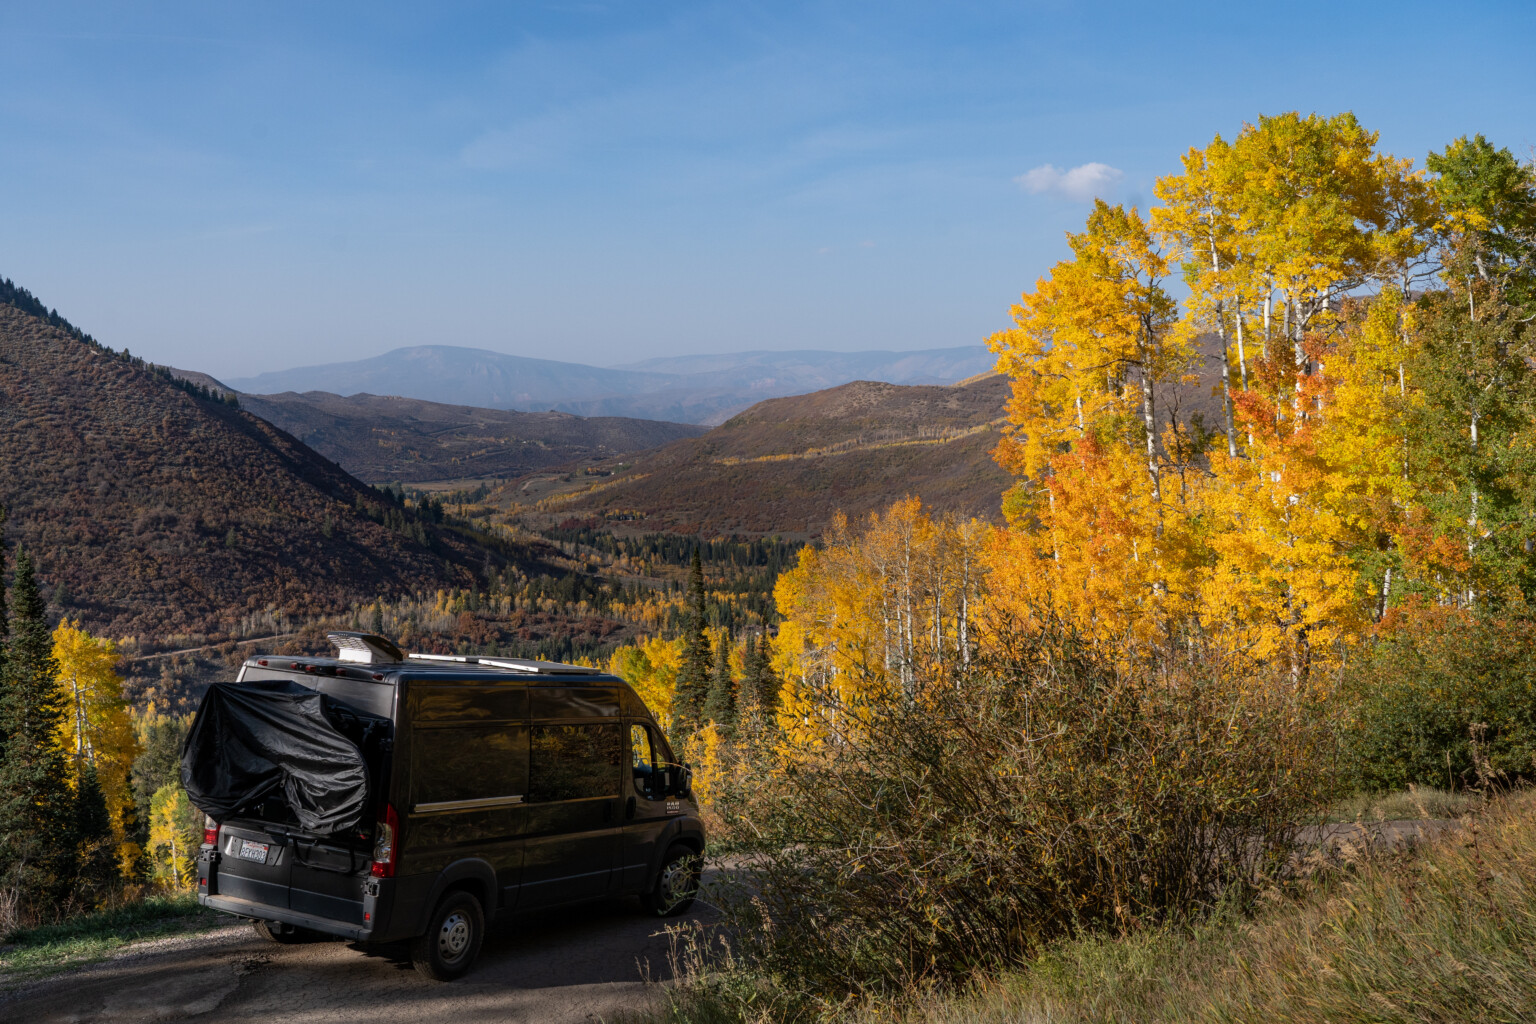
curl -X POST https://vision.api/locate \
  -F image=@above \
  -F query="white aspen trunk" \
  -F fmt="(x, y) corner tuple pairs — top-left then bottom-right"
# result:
(1141, 365), (1161, 530)
(957, 541), (970, 667)
(1262, 286), (1272, 361)
(1287, 294), (1303, 430)
(1047, 487), (1059, 562)
(902, 536), (916, 695)
(1468, 408), (1480, 607)
(72, 675), (86, 760)
(1217, 303), (1238, 458)
(1235, 299), (1249, 390)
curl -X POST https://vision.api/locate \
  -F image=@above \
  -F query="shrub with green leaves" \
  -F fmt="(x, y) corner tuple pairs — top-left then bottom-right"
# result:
(1342, 610), (1536, 792)
(708, 622), (1334, 1001)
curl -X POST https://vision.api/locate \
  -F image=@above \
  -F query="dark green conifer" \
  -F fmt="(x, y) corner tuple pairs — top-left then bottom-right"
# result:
(742, 630), (782, 715)
(671, 549), (712, 734)
(73, 761), (118, 899)
(703, 633), (738, 739)
(0, 550), (75, 909)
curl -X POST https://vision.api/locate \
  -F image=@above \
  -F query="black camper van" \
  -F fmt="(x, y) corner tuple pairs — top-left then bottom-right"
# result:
(185, 632), (704, 980)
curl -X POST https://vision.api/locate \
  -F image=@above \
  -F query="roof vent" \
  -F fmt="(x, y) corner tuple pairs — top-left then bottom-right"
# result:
(328, 632), (404, 665)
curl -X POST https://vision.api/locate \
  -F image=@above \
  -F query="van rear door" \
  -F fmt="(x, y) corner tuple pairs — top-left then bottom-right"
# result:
(213, 817), (293, 909)
(286, 832), (373, 925)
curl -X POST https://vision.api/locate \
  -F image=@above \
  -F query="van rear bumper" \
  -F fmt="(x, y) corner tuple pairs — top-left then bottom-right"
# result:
(199, 893), (382, 942)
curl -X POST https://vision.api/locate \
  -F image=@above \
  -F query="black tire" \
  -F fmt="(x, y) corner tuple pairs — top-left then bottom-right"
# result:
(640, 844), (701, 917)
(253, 919), (311, 944)
(410, 890), (485, 981)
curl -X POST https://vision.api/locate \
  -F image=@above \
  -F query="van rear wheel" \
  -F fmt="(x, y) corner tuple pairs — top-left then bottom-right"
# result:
(641, 844), (701, 917)
(253, 920), (311, 944)
(411, 890), (485, 981)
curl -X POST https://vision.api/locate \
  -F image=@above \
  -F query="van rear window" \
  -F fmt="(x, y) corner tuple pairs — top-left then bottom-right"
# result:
(411, 725), (529, 807)
(527, 724), (622, 802)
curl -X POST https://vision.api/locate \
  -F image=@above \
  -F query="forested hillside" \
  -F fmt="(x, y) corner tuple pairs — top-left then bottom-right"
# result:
(0, 300), (538, 641)
(506, 374), (1015, 537)
(234, 390), (705, 483)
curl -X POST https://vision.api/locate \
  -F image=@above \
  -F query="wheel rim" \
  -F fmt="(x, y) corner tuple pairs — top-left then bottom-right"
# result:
(437, 911), (472, 962)
(658, 857), (697, 910)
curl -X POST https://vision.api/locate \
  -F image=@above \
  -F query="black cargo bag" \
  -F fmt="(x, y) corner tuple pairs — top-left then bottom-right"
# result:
(181, 680), (389, 834)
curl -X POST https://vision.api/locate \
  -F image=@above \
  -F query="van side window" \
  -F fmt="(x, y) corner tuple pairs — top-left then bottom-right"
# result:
(412, 725), (528, 808)
(630, 724), (659, 799)
(527, 724), (622, 802)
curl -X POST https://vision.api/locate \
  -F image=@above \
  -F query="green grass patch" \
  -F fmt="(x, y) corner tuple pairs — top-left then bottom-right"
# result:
(1321, 783), (1481, 823)
(0, 893), (225, 987)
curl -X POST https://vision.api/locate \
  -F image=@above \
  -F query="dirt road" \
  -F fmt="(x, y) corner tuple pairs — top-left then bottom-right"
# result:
(1, 895), (714, 1024)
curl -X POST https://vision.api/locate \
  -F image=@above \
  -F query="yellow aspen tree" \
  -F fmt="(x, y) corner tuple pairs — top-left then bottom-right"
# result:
(607, 636), (683, 732)
(149, 783), (200, 891)
(771, 501), (988, 747)
(988, 202), (1196, 656)
(54, 620), (142, 866)
(1154, 135), (1253, 458)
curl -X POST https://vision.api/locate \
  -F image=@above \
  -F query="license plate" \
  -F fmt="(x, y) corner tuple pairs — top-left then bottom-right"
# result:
(236, 839), (269, 863)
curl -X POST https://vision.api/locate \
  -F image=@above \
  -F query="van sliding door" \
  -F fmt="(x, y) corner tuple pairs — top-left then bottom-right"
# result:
(519, 722), (624, 908)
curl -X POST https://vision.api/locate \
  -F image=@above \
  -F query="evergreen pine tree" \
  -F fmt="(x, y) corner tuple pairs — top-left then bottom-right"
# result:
(0, 550), (75, 912)
(703, 633), (738, 739)
(671, 549), (712, 735)
(741, 630), (781, 715)
(73, 760), (118, 899)
(756, 630), (781, 713)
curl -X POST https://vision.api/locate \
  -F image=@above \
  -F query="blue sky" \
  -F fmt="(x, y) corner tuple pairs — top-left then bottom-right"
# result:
(1, 1), (1532, 378)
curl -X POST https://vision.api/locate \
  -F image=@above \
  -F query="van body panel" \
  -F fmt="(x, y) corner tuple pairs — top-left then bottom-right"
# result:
(518, 799), (622, 908)
(412, 858), (501, 934)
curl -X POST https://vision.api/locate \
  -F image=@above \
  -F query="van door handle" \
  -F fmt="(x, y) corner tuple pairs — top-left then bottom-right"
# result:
(625, 796), (636, 820)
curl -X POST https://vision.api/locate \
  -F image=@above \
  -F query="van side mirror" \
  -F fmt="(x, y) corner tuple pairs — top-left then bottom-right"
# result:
(674, 764), (693, 799)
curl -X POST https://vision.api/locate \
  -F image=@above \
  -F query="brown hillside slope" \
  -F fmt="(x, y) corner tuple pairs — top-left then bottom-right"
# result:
(509, 374), (1012, 537)
(235, 391), (706, 483)
(0, 305), (513, 640)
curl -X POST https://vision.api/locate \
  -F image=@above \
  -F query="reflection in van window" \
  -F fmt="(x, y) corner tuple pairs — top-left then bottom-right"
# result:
(412, 725), (528, 807)
(528, 724), (622, 802)
(630, 724), (658, 798)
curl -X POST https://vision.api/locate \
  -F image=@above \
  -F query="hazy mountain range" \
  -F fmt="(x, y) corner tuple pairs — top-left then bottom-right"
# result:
(225, 344), (997, 425)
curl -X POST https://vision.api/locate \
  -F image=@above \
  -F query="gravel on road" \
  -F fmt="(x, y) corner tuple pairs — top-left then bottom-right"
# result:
(0, 894), (714, 1024)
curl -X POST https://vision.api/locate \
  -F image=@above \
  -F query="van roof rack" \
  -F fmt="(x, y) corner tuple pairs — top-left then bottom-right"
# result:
(404, 653), (601, 676)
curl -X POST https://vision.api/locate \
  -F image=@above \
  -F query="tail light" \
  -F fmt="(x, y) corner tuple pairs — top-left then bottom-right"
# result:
(370, 803), (398, 878)
(203, 814), (219, 847)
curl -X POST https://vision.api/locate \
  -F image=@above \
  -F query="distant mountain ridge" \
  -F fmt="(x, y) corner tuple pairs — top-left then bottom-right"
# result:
(504, 373), (1014, 539)
(226, 344), (996, 425)
(234, 391), (706, 483)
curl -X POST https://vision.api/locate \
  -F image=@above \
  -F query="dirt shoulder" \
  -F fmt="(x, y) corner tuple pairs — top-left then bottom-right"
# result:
(1, 895), (710, 1024)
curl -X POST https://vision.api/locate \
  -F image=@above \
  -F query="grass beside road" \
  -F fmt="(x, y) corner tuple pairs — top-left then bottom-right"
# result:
(1322, 783), (1481, 823)
(650, 789), (1536, 1024)
(0, 893), (223, 987)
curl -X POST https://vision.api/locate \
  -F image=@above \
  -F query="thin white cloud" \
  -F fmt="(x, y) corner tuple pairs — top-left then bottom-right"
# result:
(1014, 162), (1124, 202)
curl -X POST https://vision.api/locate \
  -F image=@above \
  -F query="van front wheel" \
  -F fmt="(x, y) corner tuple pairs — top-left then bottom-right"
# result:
(411, 891), (485, 981)
(641, 844), (701, 917)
